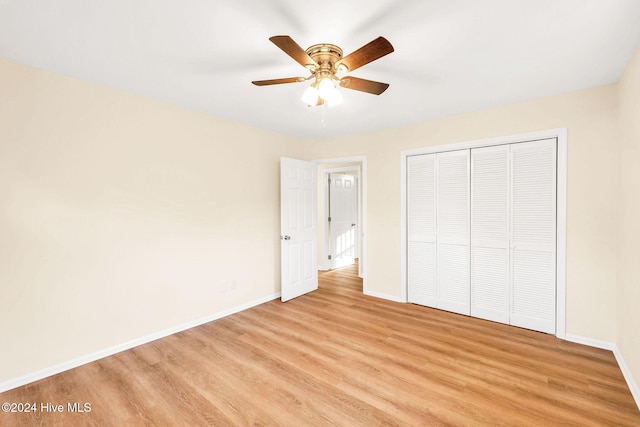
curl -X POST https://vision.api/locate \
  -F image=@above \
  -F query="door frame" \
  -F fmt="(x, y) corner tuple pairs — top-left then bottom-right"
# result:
(322, 166), (361, 272)
(315, 156), (368, 293)
(400, 128), (567, 338)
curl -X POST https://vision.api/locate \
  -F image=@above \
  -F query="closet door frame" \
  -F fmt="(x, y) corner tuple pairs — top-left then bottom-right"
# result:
(400, 128), (567, 338)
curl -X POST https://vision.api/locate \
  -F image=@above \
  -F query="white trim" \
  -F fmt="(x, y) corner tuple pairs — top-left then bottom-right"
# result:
(555, 128), (568, 339)
(322, 173), (330, 271)
(322, 165), (361, 174)
(314, 156), (368, 290)
(400, 152), (408, 302)
(364, 290), (404, 303)
(0, 292), (281, 394)
(613, 346), (640, 411)
(400, 128), (567, 338)
(564, 333), (614, 350)
(401, 128), (567, 156)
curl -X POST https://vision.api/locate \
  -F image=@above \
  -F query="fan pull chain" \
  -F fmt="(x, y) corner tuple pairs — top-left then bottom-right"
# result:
(321, 101), (327, 127)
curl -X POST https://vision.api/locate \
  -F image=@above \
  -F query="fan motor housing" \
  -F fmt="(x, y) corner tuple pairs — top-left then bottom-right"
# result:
(305, 44), (343, 73)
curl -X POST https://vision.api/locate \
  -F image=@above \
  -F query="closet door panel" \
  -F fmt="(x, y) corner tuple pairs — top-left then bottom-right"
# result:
(407, 155), (437, 307)
(437, 244), (469, 313)
(510, 139), (557, 334)
(436, 150), (470, 315)
(408, 242), (436, 306)
(512, 250), (556, 330)
(471, 145), (510, 324)
(472, 247), (509, 322)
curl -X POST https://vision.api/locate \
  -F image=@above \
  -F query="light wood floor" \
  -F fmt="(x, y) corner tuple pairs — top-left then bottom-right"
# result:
(1, 264), (639, 426)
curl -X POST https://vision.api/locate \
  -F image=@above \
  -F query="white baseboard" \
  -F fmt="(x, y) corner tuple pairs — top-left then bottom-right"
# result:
(564, 333), (615, 350)
(0, 292), (281, 394)
(364, 290), (403, 303)
(564, 333), (639, 411)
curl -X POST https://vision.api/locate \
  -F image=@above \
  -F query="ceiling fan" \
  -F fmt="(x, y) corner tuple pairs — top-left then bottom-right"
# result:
(252, 35), (394, 107)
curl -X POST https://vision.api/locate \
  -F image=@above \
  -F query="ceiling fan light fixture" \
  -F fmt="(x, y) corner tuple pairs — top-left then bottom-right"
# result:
(254, 35), (393, 109)
(301, 85), (319, 106)
(316, 77), (342, 106)
(317, 77), (334, 98)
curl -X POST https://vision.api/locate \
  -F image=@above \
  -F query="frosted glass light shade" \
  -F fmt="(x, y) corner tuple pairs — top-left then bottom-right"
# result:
(318, 78), (343, 107)
(301, 85), (319, 106)
(318, 78), (334, 99)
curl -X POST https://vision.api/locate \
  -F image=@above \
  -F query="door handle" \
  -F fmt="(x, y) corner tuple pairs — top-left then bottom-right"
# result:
(351, 224), (356, 227)
(281, 235), (291, 240)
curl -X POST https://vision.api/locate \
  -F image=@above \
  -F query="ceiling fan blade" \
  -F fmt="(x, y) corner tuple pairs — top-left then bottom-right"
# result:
(337, 37), (394, 72)
(339, 77), (389, 95)
(252, 77), (305, 86)
(269, 35), (318, 69)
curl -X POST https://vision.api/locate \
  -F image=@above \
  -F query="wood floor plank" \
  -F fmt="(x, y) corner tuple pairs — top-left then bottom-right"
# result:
(1, 262), (639, 426)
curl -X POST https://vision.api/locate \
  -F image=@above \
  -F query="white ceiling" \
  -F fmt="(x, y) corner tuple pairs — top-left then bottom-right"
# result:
(1, 0), (639, 139)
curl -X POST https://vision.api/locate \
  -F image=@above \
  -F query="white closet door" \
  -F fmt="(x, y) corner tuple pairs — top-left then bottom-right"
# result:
(436, 150), (470, 315)
(510, 139), (557, 334)
(407, 154), (437, 307)
(471, 145), (510, 324)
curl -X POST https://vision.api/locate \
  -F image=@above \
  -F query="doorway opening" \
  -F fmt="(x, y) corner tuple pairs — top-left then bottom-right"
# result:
(327, 171), (358, 271)
(315, 156), (367, 294)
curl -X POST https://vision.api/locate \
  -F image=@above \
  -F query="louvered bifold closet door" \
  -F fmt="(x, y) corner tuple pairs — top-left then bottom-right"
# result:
(407, 154), (437, 307)
(436, 150), (470, 315)
(471, 145), (510, 324)
(510, 139), (557, 334)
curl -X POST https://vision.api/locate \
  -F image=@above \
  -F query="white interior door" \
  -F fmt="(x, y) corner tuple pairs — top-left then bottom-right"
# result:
(436, 150), (470, 315)
(281, 157), (317, 302)
(510, 139), (557, 333)
(471, 145), (510, 324)
(407, 154), (437, 307)
(329, 173), (358, 269)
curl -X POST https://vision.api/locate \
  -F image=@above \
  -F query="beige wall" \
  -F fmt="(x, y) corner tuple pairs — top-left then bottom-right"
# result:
(0, 59), (303, 384)
(618, 48), (640, 396)
(305, 84), (620, 342)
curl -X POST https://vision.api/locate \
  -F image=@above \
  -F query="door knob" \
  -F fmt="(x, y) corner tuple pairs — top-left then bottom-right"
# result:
(282, 235), (291, 240)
